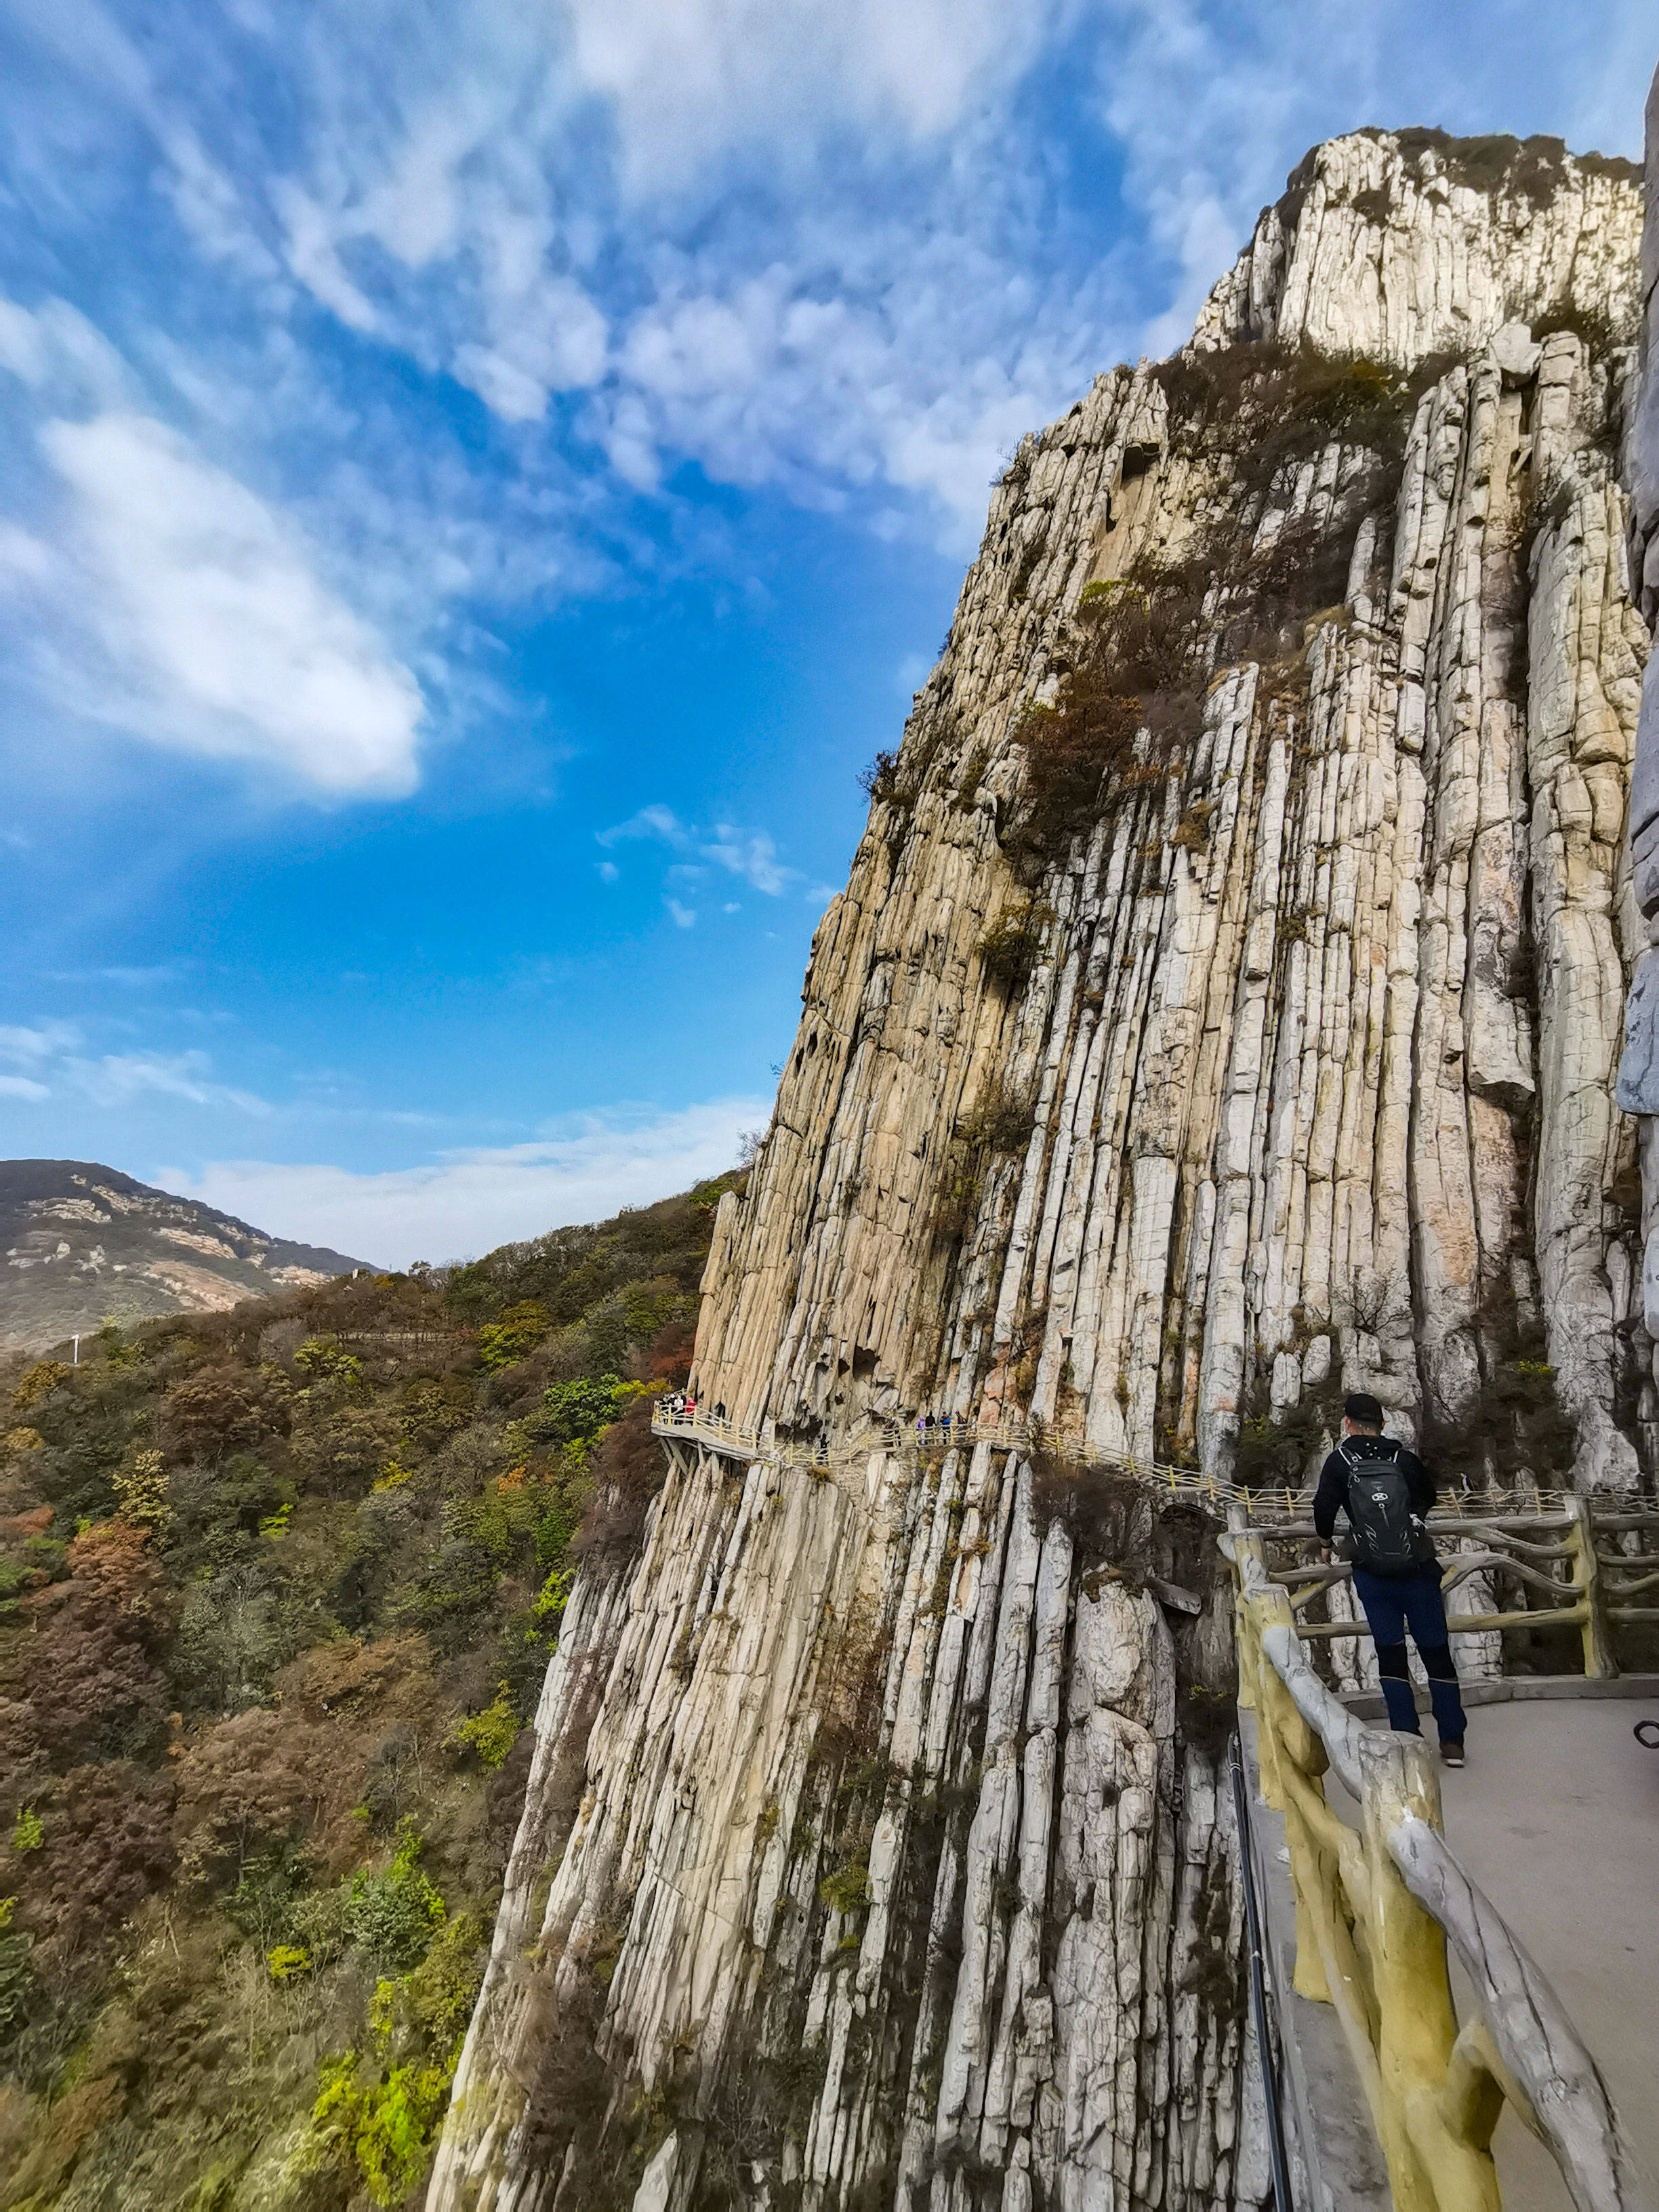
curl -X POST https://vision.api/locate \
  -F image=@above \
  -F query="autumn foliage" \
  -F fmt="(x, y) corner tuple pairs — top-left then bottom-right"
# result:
(0, 1172), (738, 2205)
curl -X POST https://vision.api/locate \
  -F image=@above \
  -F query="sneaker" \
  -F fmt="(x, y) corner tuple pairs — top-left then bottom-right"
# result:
(1441, 1742), (1466, 1769)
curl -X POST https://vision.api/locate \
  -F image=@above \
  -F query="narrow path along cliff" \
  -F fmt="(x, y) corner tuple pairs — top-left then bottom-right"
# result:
(429, 129), (1651, 2212)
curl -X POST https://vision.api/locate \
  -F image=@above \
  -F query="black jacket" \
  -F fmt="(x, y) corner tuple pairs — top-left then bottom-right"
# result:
(1313, 1433), (1436, 1542)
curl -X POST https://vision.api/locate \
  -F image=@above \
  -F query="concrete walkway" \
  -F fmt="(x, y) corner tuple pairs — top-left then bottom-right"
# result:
(1319, 1687), (1659, 2211)
(1437, 1694), (1659, 2212)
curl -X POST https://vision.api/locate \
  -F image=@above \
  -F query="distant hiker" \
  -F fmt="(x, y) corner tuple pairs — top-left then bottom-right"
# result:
(1313, 1391), (1468, 1767)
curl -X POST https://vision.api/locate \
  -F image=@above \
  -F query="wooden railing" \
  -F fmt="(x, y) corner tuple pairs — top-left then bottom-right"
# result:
(1227, 1518), (1651, 2212)
(1255, 1498), (1615, 1676)
(1249, 1497), (1659, 1682)
(653, 1405), (1279, 1509)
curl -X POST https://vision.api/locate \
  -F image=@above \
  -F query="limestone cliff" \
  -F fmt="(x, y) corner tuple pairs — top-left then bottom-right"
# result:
(1616, 71), (1659, 1347)
(429, 129), (1648, 2212)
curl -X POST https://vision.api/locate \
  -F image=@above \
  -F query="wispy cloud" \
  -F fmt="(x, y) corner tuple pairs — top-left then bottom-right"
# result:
(70, 1050), (270, 1115)
(0, 1019), (269, 1115)
(599, 804), (804, 914)
(0, 302), (427, 797)
(0, 0), (1647, 808)
(161, 1095), (770, 1268)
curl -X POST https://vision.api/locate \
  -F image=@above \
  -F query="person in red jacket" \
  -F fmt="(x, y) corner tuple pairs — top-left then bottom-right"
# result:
(1313, 1391), (1467, 1767)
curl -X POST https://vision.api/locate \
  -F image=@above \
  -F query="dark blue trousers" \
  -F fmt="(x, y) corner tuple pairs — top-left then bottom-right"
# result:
(1352, 1565), (1467, 1744)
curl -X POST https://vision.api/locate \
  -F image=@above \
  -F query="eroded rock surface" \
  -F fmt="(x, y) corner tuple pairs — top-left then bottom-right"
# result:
(1616, 70), (1659, 1377)
(431, 129), (1649, 2212)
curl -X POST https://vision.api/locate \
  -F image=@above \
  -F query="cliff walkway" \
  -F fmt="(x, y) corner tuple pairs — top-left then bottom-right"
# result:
(655, 1402), (1317, 1511)
(1227, 1500), (1659, 2212)
(655, 1405), (1659, 2212)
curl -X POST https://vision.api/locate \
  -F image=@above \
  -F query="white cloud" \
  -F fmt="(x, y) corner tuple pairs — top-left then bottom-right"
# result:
(0, 295), (128, 407)
(22, 0), (1102, 544)
(162, 1096), (770, 1268)
(451, 281), (609, 422)
(562, 0), (1065, 194)
(666, 897), (697, 928)
(600, 805), (802, 898)
(0, 1019), (269, 1114)
(23, 409), (425, 794)
(703, 825), (787, 896)
(599, 802), (689, 849)
(276, 181), (380, 333)
(68, 1048), (270, 1114)
(0, 1020), (79, 1068)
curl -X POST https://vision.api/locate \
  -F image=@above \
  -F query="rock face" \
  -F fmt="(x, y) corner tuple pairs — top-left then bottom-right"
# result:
(1616, 73), (1659, 1363)
(429, 131), (1648, 2212)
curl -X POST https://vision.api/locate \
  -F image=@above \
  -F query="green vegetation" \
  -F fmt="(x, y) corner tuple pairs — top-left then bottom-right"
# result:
(0, 1174), (739, 2207)
(451, 1682), (519, 1770)
(817, 1860), (871, 1917)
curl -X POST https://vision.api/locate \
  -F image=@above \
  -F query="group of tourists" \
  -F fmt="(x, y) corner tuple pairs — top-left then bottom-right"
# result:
(914, 1410), (961, 1441)
(660, 1393), (727, 1425)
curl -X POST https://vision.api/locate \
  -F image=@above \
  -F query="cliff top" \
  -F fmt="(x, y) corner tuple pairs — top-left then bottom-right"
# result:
(1192, 123), (1643, 369)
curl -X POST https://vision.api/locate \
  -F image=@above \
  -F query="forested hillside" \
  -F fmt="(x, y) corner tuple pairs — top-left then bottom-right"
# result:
(0, 1174), (738, 2210)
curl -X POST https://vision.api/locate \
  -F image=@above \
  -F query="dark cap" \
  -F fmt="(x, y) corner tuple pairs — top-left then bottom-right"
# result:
(1343, 1391), (1385, 1427)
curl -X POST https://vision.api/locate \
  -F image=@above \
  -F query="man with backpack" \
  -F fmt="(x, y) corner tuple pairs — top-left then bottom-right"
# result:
(1313, 1391), (1468, 1766)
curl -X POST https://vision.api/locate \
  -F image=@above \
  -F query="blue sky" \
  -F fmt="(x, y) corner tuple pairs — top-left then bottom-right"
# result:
(0, 0), (1650, 1266)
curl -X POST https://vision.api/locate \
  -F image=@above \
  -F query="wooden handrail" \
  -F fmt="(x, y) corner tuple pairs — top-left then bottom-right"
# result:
(1227, 1523), (1651, 2212)
(1248, 1496), (1622, 1681)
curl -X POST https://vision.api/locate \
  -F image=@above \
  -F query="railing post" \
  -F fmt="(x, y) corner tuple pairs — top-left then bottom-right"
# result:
(1227, 1510), (1256, 1715)
(1355, 1732), (1499, 2212)
(1565, 1494), (1618, 1680)
(1230, 1521), (1336, 2006)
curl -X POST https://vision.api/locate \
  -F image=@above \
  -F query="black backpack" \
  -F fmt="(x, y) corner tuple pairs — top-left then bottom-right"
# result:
(1340, 1440), (1431, 1576)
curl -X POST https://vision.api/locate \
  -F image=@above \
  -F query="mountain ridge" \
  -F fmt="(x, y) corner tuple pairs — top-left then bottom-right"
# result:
(0, 1159), (371, 1357)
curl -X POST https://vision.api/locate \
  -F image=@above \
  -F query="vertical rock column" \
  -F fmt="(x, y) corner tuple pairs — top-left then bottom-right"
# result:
(1618, 67), (1659, 1444)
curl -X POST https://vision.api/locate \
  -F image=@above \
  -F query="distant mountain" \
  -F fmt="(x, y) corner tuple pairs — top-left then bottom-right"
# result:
(0, 1159), (371, 1356)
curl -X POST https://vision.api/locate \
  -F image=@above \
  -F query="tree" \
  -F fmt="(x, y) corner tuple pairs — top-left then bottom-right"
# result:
(475, 1302), (550, 1373)
(12, 1521), (171, 1764)
(533, 1375), (631, 1450)
(166, 1366), (288, 1465)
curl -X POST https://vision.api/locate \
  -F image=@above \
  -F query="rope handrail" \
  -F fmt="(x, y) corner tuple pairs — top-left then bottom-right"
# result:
(1226, 1525), (1651, 2212)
